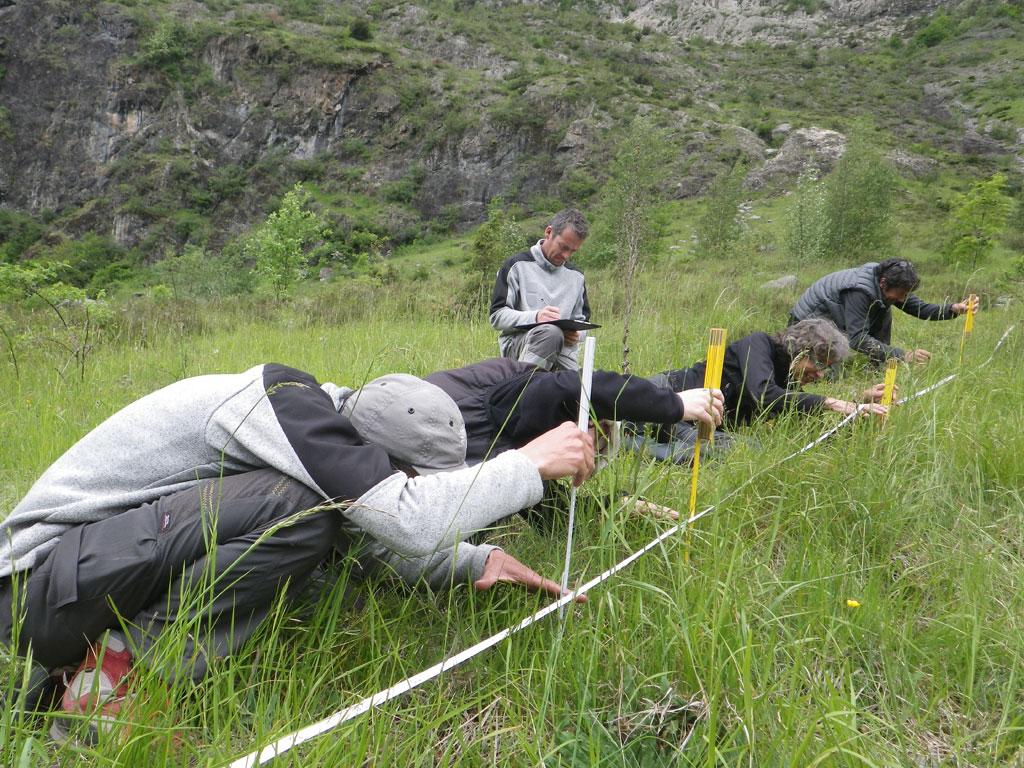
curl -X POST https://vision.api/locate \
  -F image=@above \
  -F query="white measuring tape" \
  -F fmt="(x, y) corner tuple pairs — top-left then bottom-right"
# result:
(559, 335), (596, 618)
(227, 325), (1014, 768)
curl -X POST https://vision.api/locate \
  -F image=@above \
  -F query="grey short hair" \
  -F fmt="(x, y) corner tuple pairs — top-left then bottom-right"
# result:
(549, 208), (589, 240)
(774, 318), (852, 367)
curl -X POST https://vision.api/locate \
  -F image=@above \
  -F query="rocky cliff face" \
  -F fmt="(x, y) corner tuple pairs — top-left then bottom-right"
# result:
(0, 0), (1006, 257)
(0, 0), (578, 249)
(624, 0), (947, 45)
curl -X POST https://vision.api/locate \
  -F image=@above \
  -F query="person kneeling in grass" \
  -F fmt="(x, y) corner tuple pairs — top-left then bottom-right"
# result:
(789, 258), (972, 366)
(0, 365), (593, 743)
(630, 318), (889, 464)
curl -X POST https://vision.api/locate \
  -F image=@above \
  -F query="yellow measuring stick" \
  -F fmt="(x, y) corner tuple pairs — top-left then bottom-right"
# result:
(958, 294), (978, 367)
(685, 327), (727, 564)
(880, 357), (898, 426)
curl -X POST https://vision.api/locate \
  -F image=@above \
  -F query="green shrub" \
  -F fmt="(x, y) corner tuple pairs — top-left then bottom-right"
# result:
(457, 199), (525, 313)
(245, 183), (329, 298)
(37, 234), (131, 291)
(783, 168), (828, 262)
(945, 172), (1012, 270)
(912, 13), (955, 48)
(695, 161), (746, 261)
(821, 142), (896, 261)
(0, 210), (43, 263)
(349, 18), (373, 41)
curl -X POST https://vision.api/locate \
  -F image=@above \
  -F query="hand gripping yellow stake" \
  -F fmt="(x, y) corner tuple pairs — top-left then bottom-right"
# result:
(685, 328), (727, 564)
(958, 293), (978, 367)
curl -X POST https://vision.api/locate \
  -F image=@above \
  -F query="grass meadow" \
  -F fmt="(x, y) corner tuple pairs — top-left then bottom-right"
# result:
(1, 235), (1023, 766)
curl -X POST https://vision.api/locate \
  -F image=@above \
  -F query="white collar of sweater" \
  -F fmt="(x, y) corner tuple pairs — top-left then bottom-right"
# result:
(320, 382), (355, 412)
(530, 240), (561, 272)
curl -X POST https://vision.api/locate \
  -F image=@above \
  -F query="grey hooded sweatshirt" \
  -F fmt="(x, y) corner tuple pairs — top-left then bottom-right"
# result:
(1, 364), (543, 579)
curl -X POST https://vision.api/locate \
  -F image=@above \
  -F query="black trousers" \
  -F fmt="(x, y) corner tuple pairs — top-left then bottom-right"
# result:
(0, 469), (337, 679)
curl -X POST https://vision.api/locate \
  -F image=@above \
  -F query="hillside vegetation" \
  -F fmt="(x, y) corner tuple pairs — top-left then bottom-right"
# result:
(0, 0), (1022, 298)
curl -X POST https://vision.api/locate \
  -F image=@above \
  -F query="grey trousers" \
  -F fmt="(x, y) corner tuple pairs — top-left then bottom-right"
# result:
(0, 469), (338, 679)
(622, 420), (737, 465)
(502, 325), (579, 371)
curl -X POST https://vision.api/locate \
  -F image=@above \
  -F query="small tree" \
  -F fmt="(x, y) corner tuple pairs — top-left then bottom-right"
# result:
(461, 199), (526, 311)
(1004, 194), (1024, 251)
(592, 116), (672, 372)
(821, 142), (895, 260)
(695, 161), (746, 262)
(947, 172), (1012, 270)
(246, 184), (327, 299)
(783, 167), (828, 262)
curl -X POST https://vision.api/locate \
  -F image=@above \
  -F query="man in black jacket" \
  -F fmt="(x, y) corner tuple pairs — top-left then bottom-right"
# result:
(425, 358), (724, 464)
(789, 258), (970, 365)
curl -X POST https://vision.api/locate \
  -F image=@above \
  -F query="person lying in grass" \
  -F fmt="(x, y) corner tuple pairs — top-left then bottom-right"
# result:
(0, 365), (593, 742)
(630, 318), (890, 464)
(424, 357), (724, 529)
(424, 358), (724, 465)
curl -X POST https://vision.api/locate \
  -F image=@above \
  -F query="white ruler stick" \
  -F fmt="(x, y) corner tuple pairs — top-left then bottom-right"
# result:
(225, 326), (1014, 768)
(559, 335), (596, 618)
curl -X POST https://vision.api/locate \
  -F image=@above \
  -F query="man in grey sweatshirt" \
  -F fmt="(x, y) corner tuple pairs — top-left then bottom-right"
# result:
(0, 364), (593, 721)
(490, 208), (591, 371)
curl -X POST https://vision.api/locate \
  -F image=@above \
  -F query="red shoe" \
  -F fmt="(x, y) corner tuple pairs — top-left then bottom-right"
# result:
(49, 637), (133, 745)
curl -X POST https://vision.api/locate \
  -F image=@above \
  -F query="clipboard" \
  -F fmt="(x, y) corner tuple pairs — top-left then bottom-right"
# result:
(514, 318), (601, 332)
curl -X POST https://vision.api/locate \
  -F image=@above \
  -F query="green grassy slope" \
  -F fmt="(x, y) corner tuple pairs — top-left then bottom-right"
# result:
(1, 243), (1021, 765)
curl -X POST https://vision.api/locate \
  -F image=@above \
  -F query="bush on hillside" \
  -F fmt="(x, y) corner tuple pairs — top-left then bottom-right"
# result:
(0, 210), (43, 263)
(912, 12), (956, 48)
(946, 172), (1012, 270)
(457, 199), (526, 316)
(821, 143), (895, 261)
(695, 161), (747, 261)
(783, 168), (828, 262)
(245, 184), (329, 299)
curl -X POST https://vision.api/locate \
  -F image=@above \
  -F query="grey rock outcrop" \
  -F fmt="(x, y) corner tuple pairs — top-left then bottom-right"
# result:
(761, 274), (799, 291)
(623, 0), (941, 46)
(746, 128), (847, 190)
(886, 149), (938, 179)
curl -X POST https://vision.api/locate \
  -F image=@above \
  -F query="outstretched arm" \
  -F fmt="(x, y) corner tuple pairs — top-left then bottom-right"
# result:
(362, 542), (586, 603)
(344, 423), (594, 559)
(895, 294), (958, 321)
(513, 370), (685, 443)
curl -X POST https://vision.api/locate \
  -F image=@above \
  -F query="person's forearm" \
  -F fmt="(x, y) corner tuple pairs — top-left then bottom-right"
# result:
(898, 295), (955, 321)
(589, 372), (685, 423)
(823, 397), (857, 415)
(760, 389), (825, 417)
(848, 328), (899, 363)
(343, 451), (544, 559)
(366, 541), (498, 590)
(490, 306), (538, 332)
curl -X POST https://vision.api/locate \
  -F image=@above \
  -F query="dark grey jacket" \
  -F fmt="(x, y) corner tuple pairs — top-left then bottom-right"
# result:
(791, 263), (882, 328)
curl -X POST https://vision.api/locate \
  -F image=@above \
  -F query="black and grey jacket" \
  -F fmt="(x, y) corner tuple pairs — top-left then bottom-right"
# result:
(1, 364), (543, 578)
(791, 262), (955, 363)
(426, 358), (684, 463)
(489, 242), (590, 363)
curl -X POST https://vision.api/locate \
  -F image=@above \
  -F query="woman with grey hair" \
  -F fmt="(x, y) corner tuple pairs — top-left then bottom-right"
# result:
(629, 319), (886, 463)
(659, 318), (887, 424)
